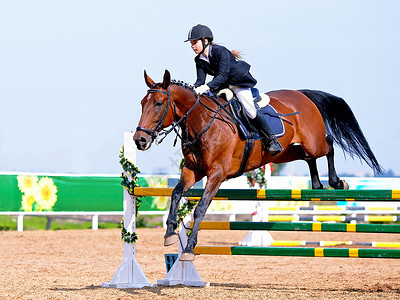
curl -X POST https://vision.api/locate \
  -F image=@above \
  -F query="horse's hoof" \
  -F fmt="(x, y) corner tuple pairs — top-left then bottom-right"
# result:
(164, 233), (178, 246)
(179, 252), (196, 261)
(342, 180), (349, 190)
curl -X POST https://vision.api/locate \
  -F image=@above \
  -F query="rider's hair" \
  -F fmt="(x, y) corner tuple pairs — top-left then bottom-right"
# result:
(209, 42), (243, 61)
(231, 50), (243, 60)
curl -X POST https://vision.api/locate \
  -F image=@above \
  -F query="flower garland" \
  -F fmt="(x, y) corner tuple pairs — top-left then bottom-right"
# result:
(246, 163), (285, 188)
(246, 164), (269, 189)
(120, 218), (138, 243)
(119, 152), (197, 243)
(119, 147), (141, 244)
(176, 157), (197, 234)
(177, 200), (197, 225)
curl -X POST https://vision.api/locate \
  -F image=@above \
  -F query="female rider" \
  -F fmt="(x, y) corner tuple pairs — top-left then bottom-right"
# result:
(186, 24), (283, 156)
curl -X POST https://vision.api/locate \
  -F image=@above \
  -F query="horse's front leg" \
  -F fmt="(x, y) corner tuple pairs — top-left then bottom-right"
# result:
(164, 166), (197, 246)
(180, 170), (225, 261)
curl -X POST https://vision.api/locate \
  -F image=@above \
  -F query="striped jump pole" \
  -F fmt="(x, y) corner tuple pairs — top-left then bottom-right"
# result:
(265, 205), (400, 211)
(247, 215), (398, 222)
(268, 240), (400, 248)
(192, 222), (400, 258)
(193, 246), (400, 259)
(158, 218), (400, 287)
(194, 221), (400, 234)
(153, 186), (400, 286)
(134, 187), (400, 202)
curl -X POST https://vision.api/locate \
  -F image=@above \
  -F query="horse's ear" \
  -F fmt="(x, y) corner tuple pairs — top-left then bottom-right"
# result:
(161, 69), (171, 89)
(144, 70), (155, 88)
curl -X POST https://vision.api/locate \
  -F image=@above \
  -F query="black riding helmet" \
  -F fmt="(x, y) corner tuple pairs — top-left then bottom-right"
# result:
(185, 24), (213, 55)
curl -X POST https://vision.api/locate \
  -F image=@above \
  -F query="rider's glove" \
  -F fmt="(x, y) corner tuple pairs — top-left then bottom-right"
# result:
(194, 84), (210, 95)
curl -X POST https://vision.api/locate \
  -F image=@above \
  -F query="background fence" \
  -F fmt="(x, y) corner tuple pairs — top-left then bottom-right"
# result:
(1, 172), (400, 231)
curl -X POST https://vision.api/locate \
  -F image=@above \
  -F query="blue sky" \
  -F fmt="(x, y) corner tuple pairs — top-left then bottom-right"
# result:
(0, 0), (399, 176)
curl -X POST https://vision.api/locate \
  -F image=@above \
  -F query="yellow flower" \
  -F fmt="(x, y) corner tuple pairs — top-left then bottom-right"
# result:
(17, 175), (38, 194)
(21, 192), (39, 212)
(208, 200), (232, 212)
(154, 196), (169, 210)
(146, 176), (169, 210)
(36, 177), (58, 210)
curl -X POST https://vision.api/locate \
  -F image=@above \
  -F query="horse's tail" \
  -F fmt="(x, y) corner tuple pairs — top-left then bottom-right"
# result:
(298, 89), (383, 174)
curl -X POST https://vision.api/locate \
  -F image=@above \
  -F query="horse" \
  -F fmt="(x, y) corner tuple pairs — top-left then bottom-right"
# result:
(133, 70), (382, 261)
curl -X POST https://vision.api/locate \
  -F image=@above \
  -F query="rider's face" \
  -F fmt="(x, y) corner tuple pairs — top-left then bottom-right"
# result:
(190, 39), (206, 55)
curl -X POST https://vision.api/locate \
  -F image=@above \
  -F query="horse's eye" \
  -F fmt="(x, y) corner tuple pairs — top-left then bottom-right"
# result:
(155, 101), (163, 107)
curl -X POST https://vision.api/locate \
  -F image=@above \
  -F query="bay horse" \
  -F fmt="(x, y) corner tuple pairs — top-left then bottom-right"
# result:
(133, 70), (382, 261)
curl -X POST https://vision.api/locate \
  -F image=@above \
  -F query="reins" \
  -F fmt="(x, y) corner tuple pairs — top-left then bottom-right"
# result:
(179, 92), (241, 148)
(157, 91), (201, 146)
(137, 84), (238, 149)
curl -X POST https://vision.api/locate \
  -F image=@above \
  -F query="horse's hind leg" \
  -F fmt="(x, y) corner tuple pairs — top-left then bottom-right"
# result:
(164, 166), (198, 246)
(306, 158), (324, 189)
(326, 135), (349, 189)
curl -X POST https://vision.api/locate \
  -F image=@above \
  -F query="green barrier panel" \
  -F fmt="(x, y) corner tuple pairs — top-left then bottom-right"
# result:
(0, 174), (169, 212)
(0, 175), (20, 211)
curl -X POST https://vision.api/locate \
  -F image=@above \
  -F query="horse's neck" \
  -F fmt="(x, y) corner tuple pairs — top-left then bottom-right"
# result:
(172, 86), (216, 141)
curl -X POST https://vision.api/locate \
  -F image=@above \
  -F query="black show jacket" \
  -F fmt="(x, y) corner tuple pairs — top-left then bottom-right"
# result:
(194, 44), (257, 91)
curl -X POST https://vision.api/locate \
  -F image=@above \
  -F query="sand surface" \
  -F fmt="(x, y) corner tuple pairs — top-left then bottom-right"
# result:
(1, 228), (400, 299)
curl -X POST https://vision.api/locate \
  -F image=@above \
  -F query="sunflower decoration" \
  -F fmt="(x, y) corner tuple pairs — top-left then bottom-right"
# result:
(21, 191), (40, 212)
(36, 177), (58, 210)
(17, 175), (58, 211)
(208, 200), (232, 212)
(146, 177), (169, 210)
(17, 175), (38, 194)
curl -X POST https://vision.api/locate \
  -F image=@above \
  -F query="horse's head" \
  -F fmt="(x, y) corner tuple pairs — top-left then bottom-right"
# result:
(133, 70), (174, 150)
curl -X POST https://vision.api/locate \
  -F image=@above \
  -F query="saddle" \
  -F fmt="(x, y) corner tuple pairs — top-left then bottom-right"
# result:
(212, 88), (286, 178)
(218, 88), (285, 140)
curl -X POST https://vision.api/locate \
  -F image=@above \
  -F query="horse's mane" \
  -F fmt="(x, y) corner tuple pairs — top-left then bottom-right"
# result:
(170, 79), (221, 102)
(169, 79), (233, 126)
(170, 79), (195, 91)
(170, 79), (226, 104)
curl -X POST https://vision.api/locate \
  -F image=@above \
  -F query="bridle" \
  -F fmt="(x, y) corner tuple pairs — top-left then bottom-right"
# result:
(136, 84), (238, 148)
(136, 87), (172, 141)
(136, 86), (203, 145)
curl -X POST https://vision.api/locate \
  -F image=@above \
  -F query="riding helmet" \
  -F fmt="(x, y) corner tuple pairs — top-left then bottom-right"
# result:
(185, 24), (213, 42)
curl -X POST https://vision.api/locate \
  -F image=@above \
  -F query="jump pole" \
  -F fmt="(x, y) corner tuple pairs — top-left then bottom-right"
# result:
(134, 187), (400, 201)
(102, 132), (152, 288)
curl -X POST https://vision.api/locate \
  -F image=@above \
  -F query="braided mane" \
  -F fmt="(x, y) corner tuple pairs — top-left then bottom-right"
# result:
(171, 79), (195, 91)
(170, 79), (224, 103)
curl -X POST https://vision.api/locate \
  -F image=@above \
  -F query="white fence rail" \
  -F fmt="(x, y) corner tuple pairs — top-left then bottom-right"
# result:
(0, 211), (169, 232)
(2, 207), (400, 232)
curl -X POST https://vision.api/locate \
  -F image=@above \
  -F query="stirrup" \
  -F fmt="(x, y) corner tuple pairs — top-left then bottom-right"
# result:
(267, 138), (283, 156)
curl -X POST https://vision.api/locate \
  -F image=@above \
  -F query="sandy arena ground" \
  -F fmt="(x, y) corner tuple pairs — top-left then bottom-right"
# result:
(1, 227), (400, 299)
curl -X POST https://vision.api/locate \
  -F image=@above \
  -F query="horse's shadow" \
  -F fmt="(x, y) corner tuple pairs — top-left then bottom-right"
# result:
(50, 282), (400, 296)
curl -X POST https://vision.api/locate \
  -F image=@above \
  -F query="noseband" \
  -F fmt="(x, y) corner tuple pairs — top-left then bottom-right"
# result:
(136, 87), (172, 141)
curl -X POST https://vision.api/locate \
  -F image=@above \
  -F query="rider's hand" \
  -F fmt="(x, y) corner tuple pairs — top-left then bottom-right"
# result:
(194, 84), (210, 95)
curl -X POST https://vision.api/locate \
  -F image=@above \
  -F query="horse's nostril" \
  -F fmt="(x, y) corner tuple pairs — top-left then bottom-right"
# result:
(140, 137), (147, 143)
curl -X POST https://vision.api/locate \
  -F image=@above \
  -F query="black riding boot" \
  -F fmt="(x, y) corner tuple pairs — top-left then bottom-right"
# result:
(251, 110), (284, 156)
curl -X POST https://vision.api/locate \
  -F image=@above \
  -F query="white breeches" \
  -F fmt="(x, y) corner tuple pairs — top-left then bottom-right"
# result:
(229, 86), (257, 119)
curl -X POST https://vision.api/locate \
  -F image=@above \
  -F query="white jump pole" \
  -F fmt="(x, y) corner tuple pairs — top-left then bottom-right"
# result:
(157, 198), (209, 287)
(102, 132), (152, 288)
